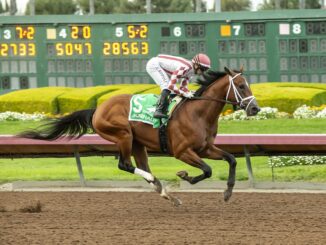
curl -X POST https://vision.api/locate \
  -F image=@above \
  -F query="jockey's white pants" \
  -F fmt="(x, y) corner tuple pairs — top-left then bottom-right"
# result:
(146, 57), (170, 91)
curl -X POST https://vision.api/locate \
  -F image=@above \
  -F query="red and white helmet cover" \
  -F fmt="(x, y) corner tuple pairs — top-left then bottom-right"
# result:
(192, 53), (211, 69)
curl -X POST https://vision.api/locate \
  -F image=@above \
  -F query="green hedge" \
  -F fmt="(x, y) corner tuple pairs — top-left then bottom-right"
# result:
(58, 85), (122, 113)
(0, 87), (75, 114)
(97, 84), (156, 105)
(0, 82), (325, 114)
(252, 83), (326, 113)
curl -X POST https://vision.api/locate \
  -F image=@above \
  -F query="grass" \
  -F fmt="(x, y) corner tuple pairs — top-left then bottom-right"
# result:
(0, 118), (325, 183)
(1, 156), (325, 183)
(1, 118), (326, 135)
(0, 121), (43, 135)
(219, 118), (326, 134)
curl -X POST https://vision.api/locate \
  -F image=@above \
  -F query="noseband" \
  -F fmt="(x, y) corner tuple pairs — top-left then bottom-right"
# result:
(226, 73), (255, 111)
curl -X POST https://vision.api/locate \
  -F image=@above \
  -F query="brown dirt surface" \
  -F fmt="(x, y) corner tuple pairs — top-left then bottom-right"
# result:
(0, 191), (325, 245)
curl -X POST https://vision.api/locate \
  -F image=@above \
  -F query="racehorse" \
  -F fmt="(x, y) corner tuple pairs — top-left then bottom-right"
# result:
(18, 67), (260, 206)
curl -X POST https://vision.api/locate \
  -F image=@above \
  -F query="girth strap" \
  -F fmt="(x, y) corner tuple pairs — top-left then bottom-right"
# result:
(158, 124), (169, 154)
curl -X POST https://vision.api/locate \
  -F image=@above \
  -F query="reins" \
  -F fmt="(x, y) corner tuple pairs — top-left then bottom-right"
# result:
(171, 72), (256, 118)
(190, 96), (238, 106)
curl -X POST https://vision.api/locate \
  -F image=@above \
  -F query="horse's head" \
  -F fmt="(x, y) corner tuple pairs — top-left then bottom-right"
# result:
(223, 66), (260, 116)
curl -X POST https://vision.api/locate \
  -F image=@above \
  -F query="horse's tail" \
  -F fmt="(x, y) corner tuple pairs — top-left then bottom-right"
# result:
(17, 109), (96, 140)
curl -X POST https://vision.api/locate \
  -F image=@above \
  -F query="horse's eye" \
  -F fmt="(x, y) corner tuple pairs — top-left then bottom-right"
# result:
(239, 84), (245, 90)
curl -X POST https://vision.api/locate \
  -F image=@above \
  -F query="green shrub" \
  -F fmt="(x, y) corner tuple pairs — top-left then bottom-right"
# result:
(1, 82), (325, 115)
(97, 84), (156, 105)
(0, 87), (75, 114)
(252, 83), (326, 113)
(58, 85), (123, 113)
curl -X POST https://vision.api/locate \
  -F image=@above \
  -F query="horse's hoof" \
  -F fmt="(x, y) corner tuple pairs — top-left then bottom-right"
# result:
(171, 197), (182, 207)
(223, 189), (232, 202)
(160, 189), (182, 207)
(152, 178), (162, 193)
(176, 171), (188, 179)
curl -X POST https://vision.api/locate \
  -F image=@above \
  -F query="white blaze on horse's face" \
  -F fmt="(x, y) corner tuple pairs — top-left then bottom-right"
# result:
(226, 73), (260, 116)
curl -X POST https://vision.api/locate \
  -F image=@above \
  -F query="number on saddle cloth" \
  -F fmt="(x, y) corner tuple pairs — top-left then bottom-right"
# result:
(128, 94), (182, 128)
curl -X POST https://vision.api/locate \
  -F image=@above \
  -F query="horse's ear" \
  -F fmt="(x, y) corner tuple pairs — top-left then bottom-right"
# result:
(224, 67), (232, 75)
(240, 64), (244, 73)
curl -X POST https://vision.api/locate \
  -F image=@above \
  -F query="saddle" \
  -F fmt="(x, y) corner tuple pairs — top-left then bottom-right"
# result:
(129, 94), (184, 154)
(128, 94), (183, 128)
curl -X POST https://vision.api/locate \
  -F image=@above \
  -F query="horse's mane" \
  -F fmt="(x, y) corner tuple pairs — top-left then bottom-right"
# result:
(194, 69), (227, 96)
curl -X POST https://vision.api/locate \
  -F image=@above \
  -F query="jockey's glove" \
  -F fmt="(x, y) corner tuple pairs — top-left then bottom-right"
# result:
(183, 91), (194, 99)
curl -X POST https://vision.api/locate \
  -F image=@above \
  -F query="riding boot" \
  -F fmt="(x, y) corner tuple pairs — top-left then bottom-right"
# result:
(153, 89), (171, 119)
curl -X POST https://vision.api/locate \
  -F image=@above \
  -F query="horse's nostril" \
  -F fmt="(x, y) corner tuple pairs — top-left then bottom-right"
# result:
(252, 107), (260, 114)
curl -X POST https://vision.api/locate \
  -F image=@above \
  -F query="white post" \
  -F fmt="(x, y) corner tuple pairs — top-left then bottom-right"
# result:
(215, 0), (221, 12)
(29, 0), (35, 15)
(89, 0), (95, 15)
(299, 0), (305, 9)
(146, 0), (151, 14)
(196, 0), (201, 12)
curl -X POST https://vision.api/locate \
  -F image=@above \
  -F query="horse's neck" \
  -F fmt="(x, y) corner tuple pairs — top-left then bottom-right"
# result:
(199, 83), (226, 124)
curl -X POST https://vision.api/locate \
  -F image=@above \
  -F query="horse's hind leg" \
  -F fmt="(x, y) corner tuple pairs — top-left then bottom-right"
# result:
(132, 142), (181, 206)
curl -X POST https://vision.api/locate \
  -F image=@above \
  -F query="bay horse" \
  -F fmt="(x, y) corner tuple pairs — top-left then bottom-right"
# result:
(19, 67), (260, 206)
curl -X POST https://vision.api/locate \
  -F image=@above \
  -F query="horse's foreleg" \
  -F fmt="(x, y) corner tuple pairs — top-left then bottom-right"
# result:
(202, 146), (237, 202)
(176, 149), (212, 184)
(132, 142), (181, 206)
(222, 151), (237, 202)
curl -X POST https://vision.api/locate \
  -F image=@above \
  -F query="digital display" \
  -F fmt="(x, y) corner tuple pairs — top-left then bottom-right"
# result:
(244, 23), (265, 36)
(70, 25), (91, 39)
(0, 43), (36, 56)
(127, 25), (148, 39)
(0, 26), (36, 57)
(306, 21), (326, 35)
(16, 26), (35, 40)
(103, 42), (149, 56)
(1, 11), (326, 90)
(160, 40), (205, 55)
(50, 42), (92, 56)
(185, 24), (205, 37)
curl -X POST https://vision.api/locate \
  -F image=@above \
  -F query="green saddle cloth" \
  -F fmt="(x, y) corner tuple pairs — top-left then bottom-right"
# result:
(128, 94), (181, 128)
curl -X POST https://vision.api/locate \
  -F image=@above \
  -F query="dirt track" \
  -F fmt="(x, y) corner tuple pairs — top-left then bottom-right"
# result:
(0, 191), (325, 244)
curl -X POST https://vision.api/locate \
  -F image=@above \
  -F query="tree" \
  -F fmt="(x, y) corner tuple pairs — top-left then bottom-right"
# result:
(10, 0), (17, 15)
(301, 0), (321, 8)
(0, 1), (5, 14)
(153, 0), (193, 13)
(76, 0), (116, 14)
(221, 0), (251, 11)
(116, 0), (146, 14)
(25, 0), (76, 15)
(258, 0), (321, 10)
(117, 0), (200, 14)
(192, 0), (206, 12)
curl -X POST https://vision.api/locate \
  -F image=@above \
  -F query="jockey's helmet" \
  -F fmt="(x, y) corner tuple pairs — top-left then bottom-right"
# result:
(192, 53), (211, 71)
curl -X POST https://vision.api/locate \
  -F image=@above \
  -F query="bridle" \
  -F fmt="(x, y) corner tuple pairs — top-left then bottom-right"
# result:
(192, 73), (256, 110)
(225, 73), (255, 111)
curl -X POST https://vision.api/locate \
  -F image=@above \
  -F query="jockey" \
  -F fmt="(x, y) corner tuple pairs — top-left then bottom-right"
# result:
(146, 53), (211, 119)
